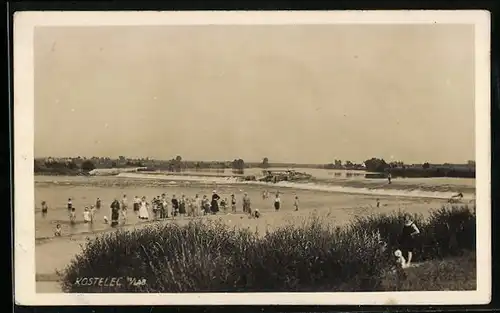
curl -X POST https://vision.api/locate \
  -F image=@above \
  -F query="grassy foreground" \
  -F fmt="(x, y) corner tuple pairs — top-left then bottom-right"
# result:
(60, 205), (475, 293)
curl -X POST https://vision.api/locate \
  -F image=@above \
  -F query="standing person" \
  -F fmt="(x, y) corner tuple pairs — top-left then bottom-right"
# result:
(121, 194), (128, 224)
(192, 194), (201, 217)
(41, 201), (48, 218)
(387, 172), (392, 184)
(153, 197), (161, 220)
(162, 194), (169, 218)
(186, 198), (194, 217)
(179, 195), (187, 216)
(202, 195), (210, 215)
(110, 198), (120, 227)
(83, 207), (91, 223)
(67, 198), (76, 224)
(211, 190), (220, 214)
(159, 194), (165, 218)
(138, 196), (149, 220)
(95, 197), (101, 210)
(220, 198), (228, 213)
(158, 194), (165, 219)
(243, 192), (251, 214)
(231, 194), (237, 213)
(69, 206), (76, 225)
(90, 205), (97, 224)
(376, 198), (380, 208)
(171, 195), (179, 217)
(294, 195), (299, 211)
(274, 193), (281, 211)
(399, 215), (420, 267)
(133, 196), (140, 216)
(67, 198), (73, 212)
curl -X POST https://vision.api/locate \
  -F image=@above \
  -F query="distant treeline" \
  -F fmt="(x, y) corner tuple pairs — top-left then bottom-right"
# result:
(363, 158), (475, 179)
(34, 156), (475, 178)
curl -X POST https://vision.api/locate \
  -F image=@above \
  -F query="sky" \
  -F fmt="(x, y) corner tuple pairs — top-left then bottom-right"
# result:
(34, 24), (475, 164)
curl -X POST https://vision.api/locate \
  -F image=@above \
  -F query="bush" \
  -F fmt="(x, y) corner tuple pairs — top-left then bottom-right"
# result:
(81, 160), (96, 172)
(60, 205), (475, 293)
(351, 205), (475, 261)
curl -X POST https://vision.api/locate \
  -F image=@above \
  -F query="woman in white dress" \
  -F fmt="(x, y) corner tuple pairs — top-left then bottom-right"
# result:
(138, 196), (149, 220)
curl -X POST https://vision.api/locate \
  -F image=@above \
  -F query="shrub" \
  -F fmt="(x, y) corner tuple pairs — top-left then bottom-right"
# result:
(60, 205), (475, 293)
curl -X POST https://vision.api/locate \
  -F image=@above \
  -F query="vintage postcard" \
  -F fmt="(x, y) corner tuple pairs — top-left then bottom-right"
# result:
(14, 10), (491, 305)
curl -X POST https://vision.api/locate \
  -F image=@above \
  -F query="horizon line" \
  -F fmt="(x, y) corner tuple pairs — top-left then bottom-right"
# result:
(34, 155), (476, 165)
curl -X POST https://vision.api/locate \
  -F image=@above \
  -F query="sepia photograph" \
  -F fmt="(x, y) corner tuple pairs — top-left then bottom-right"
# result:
(14, 11), (490, 305)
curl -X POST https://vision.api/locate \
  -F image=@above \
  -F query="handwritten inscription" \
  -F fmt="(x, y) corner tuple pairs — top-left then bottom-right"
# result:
(74, 277), (146, 287)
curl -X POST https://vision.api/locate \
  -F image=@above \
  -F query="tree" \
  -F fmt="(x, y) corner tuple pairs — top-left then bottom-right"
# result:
(67, 160), (78, 170)
(81, 160), (96, 172)
(262, 157), (269, 168)
(422, 162), (430, 169)
(232, 159), (245, 170)
(364, 158), (389, 172)
(334, 160), (342, 168)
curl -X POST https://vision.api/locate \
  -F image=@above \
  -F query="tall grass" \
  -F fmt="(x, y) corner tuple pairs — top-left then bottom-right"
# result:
(60, 205), (475, 293)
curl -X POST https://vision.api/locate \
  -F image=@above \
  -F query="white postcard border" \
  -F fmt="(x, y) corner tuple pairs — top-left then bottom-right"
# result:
(13, 10), (491, 306)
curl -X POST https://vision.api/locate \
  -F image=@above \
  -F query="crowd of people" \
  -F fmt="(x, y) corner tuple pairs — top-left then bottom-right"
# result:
(39, 189), (302, 236)
(40, 189), (434, 269)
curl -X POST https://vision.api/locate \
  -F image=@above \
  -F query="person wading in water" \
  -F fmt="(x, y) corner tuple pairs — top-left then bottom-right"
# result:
(242, 192), (251, 214)
(41, 201), (48, 218)
(231, 194), (237, 213)
(399, 215), (421, 267)
(274, 193), (281, 211)
(121, 194), (128, 224)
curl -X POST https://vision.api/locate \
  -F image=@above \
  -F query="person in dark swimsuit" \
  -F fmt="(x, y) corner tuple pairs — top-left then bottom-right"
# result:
(211, 190), (220, 214)
(133, 196), (140, 214)
(41, 201), (48, 217)
(274, 193), (281, 211)
(96, 198), (101, 210)
(399, 215), (420, 267)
